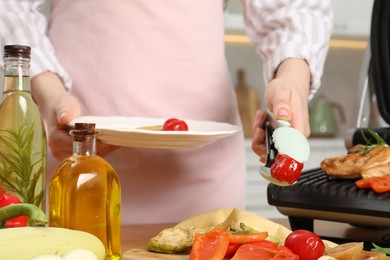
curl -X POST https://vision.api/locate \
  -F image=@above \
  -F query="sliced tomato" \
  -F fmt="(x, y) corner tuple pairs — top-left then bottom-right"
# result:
(190, 228), (229, 260)
(227, 232), (268, 244)
(371, 175), (390, 193)
(355, 177), (377, 189)
(355, 174), (390, 193)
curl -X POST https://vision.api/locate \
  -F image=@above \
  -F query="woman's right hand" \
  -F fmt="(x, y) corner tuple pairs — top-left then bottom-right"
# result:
(252, 58), (311, 162)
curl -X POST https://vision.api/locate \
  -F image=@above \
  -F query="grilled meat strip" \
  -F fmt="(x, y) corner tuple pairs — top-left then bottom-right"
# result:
(321, 145), (390, 179)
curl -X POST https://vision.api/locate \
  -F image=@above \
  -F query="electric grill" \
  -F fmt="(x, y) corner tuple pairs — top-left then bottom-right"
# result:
(267, 0), (390, 248)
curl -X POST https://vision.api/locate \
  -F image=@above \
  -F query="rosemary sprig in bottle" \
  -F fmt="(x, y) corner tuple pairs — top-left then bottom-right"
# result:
(0, 123), (45, 208)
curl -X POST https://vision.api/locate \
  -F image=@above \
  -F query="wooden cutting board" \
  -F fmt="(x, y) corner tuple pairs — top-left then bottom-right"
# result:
(235, 69), (260, 138)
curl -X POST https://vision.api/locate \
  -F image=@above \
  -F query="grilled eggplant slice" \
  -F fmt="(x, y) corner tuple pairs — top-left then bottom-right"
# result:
(147, 227), (194, 254)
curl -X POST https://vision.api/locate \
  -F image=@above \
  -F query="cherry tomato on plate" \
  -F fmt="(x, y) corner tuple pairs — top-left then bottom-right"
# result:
(162, 118), (189, 131)
(271, 153), (303, 185)
(284, 229), (325, 260)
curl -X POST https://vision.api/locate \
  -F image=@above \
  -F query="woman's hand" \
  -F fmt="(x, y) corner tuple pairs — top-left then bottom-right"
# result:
(48, 96), (118, 160)
(31, 72), (119, 160)
(252, 58), (311, 160)
(251, 110), (268, 163)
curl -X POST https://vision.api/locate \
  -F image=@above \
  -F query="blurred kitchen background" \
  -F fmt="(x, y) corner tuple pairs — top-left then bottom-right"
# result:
(0, 1), (377, 218)
(225, 0), (373, 139)
(225, 0), (378, 217)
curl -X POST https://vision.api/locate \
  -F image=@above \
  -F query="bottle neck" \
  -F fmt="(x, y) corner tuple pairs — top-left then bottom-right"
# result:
(72, 134), (97, 156)
(3, 57), (31, 93)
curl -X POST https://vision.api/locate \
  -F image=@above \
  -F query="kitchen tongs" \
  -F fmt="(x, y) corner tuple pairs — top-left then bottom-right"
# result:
(264, 110), (282, 168)
(259, 110), (293, 186)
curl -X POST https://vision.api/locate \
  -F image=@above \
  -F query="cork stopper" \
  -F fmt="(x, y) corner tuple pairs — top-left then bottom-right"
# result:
(75, 123), (96, 132)
(4, 45), (31, 59)
(70, 123), (98, 142)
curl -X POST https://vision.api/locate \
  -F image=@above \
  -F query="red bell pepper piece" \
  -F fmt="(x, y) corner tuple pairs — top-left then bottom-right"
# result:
(227, 231), (268, 244)
(251, 240), (280, 250)
(231, 241), (299, 260)
(231, 243), (276, 259)
(225, 243), (241, 258)
(224, 232), (269, 258)
(0, 186), (27, 228)
(273, 249), (300, 260)
(190, 228), (229, 260)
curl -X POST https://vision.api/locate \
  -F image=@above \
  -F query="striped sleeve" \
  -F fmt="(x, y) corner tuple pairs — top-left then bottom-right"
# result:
(0, 0), (72, 90)
(241, 0), (333, 98)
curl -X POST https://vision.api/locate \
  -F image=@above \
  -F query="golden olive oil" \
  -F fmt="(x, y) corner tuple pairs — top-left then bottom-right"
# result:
(49, 124), (121, 260)
(0, 46), (46, 211)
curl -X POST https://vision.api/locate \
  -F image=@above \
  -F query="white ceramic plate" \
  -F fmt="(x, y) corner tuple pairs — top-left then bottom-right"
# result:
(68, 116), (241, 149)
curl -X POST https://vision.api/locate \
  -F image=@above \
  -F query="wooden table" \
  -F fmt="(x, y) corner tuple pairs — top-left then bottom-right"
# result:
(122, 223), (174, 252)
(121, 218), (390, 253)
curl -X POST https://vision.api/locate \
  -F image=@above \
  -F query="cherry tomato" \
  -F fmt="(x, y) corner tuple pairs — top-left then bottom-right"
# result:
(284, 230), (325, 260)
(271, 153), (303, 185)
(162, 118), (189, 131)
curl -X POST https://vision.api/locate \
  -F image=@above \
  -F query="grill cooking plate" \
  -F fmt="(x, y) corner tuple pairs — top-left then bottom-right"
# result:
(268, 168), (390, 229)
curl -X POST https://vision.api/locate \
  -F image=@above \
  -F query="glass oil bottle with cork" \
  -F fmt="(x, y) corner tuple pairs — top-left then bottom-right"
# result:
(0, 45), (46, 212)
(49, 123), (121, 260)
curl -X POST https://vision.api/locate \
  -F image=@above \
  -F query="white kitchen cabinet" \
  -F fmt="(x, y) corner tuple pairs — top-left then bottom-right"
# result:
(244, 138), (347, 218)
(332, 0), (374, 37)
(224, 0), (374, 37)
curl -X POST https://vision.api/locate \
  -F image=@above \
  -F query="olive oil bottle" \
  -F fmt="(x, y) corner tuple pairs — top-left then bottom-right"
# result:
(0, 45), (46, 211)
(49, 123), (121, 260)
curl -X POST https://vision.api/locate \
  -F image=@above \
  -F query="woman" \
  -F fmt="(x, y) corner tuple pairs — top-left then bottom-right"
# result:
(0, 0), (332, 224)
